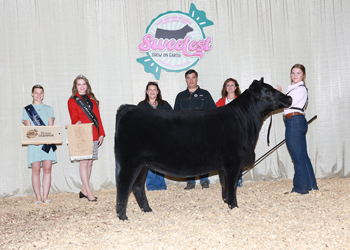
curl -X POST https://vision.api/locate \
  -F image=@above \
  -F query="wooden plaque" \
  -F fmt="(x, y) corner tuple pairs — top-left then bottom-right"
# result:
(21, 126), (62, 145)
(66, 124), (93, 161)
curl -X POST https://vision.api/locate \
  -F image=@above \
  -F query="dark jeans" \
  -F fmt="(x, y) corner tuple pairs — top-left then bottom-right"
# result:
(187, 174), (209, 184)
(285, 115), (318, 194)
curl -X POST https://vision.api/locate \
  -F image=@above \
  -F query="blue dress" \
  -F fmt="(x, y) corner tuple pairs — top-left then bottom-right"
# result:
(22, 104), (57, 167)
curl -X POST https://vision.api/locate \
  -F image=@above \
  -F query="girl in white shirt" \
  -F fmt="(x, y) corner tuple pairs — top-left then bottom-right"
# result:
(277, 64), (318, 194)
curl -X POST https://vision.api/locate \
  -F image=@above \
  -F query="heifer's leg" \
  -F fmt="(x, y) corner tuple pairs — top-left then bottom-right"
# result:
(225, 168), (241, 209)
(116, 188), (129, 220)
(218, 170), (227, 203)
(132, 167), (152, 213)
(116, 183), (131, 220)
(116, 165), (141, 220)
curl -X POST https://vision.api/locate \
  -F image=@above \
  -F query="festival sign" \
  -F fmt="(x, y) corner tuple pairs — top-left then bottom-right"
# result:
(137, 4), (214, 80)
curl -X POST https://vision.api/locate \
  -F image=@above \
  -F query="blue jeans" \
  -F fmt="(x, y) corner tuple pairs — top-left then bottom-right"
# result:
(237, 173), (243, 187)
(187, 174), (209, 185)
(146, 170), (167, 191)
(285, 115), (318, 194)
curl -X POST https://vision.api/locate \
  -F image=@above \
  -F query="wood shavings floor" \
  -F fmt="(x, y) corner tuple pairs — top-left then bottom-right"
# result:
(1, 178), (349, 249)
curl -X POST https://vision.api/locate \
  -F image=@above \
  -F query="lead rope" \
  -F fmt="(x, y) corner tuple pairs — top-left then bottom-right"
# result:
(267, 114), (272, 145)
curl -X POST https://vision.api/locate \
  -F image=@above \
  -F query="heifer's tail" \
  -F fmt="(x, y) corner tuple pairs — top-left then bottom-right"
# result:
(115, 105), (136, 140)
(115, 104), (136, 182)
(116, 104), (133, 122)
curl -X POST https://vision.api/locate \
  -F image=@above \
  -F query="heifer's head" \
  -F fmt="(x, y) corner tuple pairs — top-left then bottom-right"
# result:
(249, 78), (292, 115)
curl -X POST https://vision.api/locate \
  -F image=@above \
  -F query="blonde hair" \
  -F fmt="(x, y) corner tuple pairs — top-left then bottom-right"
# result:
(290, 64), (306, 84)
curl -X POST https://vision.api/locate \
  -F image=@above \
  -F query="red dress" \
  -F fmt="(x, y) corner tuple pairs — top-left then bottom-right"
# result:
(68, 93), (105, 141)
(216, 98), (226, 107)
(216, 96), (237, 107)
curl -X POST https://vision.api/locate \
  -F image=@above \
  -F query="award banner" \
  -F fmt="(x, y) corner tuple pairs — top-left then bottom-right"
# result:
(21, 125), (62, 145)
(66, 124), (93, 161)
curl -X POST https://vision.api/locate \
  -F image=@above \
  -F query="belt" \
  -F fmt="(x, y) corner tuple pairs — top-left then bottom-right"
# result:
(284, 112), (304, 119)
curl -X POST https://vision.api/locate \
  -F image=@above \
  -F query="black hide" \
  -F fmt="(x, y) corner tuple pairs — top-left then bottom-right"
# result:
(115, 78), (292, 220)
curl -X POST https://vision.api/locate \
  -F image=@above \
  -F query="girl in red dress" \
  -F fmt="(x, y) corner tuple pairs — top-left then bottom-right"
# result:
(68, 75), (105, 201)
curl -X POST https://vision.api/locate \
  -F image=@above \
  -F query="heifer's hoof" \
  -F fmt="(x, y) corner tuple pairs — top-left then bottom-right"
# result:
(228, 204), (238, 209)
(117, 214), (128, 221)
(142, 207), (152, 213)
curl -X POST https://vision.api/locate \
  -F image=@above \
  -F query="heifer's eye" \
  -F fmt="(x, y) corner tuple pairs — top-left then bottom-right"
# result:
(265, 90), (271, 94)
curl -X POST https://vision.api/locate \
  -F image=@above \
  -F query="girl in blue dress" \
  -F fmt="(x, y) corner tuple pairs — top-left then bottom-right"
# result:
(22, 85), (57, 203)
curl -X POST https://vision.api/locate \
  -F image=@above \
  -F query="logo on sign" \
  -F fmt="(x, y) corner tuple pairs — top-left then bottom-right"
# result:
(26, 129), (38, 139)
(137, 4), (214, 80)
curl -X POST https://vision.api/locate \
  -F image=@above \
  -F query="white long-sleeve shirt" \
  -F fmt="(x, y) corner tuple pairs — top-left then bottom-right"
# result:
(284, 81), (308, 115)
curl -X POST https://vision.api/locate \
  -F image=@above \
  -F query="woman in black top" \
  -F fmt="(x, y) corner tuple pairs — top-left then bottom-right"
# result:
(137, 82), (172, 190)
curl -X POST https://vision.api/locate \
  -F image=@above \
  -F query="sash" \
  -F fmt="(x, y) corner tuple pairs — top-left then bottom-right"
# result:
(24, 104), (57, 153)
(73, 95), (100, 134)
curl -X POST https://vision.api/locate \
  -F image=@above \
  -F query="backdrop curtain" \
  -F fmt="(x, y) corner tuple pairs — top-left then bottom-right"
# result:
(1, 0), (349, 198)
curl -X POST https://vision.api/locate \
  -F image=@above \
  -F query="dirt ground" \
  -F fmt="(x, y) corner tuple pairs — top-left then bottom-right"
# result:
(0, 178), (349, 249)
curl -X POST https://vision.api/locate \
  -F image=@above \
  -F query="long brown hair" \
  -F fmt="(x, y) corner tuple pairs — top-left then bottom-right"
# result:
(221, 78), (241, 98)
(141, 81), (165, 106)
(290, 64), (306, 84)
(70, 75), (99, 107)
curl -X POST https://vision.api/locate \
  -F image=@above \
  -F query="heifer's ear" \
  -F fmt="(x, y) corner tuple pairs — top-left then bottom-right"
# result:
(249, 79), (262, 97)
(260, 77), (271, 86)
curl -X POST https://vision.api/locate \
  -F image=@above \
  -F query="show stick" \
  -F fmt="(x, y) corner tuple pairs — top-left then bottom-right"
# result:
(242, 115), (317, 175)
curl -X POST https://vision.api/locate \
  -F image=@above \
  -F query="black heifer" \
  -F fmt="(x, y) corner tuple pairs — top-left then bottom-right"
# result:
(115, 78), (292, 220)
